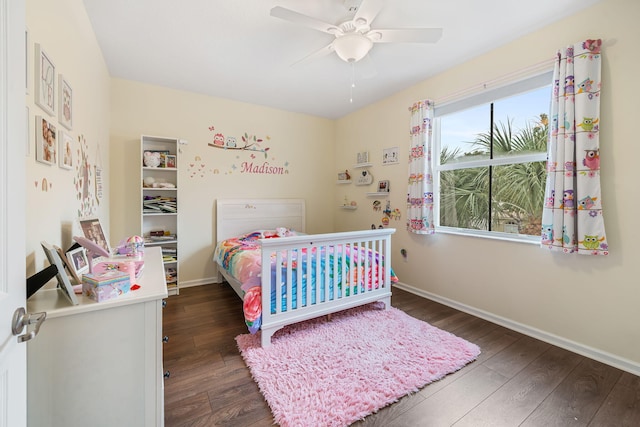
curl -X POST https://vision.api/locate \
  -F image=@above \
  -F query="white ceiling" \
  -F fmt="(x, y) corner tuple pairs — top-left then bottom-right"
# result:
(83, 0), (600, 120)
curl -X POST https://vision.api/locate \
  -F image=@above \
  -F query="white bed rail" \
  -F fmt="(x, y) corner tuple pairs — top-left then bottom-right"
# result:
(259, 228), (395, 346)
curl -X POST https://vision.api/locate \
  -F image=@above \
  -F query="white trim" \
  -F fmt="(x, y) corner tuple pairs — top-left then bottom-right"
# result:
(393, 282), (640, 377)
(436, 226), (541, 244)
(435, 69), (554, 114)
(178, 278), (222, 289)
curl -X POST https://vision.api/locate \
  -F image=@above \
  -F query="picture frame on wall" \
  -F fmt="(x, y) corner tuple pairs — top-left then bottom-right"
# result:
(58, 75), (73, 130)
(382, 147), (399, 165)
(356, 151), (369, 164)
(25, 28), (30, 94)
(35, 115), (56, 165)
(25, 106), (30, 156)
(34, 43), (55, 116)
(58, 130), (73, 169)
(378, 180), (390, 193)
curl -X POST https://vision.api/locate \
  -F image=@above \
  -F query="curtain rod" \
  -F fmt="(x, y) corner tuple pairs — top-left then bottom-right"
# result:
(433, 56), (556, 107)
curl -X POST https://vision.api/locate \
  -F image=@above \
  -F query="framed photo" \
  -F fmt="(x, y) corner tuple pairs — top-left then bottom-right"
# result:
(34, 43), (55, 116)
(79, 217), (111, 257)
(25, 106), (30, 156)
(356, 151), (369, 164)
(35, 115), (56, 165)
(58, 131), (73, 169)
(165, 154), (176, 168)
(378, 180), (390, 193)
(66, 246), (89, 281)
(383, 147), (399, 165)
(58, 75), (73, 130)
(40, 241), (78, 305)
(25, 28), (30, 94)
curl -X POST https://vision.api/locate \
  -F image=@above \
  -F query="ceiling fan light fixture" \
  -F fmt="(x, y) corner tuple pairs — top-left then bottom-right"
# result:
(333, 33), (373, 63)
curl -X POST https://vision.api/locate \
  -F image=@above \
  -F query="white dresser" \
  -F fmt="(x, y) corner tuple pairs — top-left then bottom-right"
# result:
(26, 247), (168, 427)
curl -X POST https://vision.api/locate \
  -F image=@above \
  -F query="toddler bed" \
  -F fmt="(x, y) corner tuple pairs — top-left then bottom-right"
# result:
(214, 199), (397, 347)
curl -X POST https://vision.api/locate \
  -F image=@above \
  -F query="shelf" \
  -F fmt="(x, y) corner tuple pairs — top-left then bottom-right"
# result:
(339, 205), (357, 210)
(143, 187), (177, 191)
(145, 240), (178, 247)
(366, 192), (389, 197)
(336, 180), (351, 184)
(143, 166), (177, 172)
(354, 162), (372, 169)
(143, 212), (178, 216)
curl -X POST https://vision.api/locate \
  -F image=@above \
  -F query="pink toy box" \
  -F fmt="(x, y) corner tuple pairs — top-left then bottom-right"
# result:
(82, 271), (131, 302)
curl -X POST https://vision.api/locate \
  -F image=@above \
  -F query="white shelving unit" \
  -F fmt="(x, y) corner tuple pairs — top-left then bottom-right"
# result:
(141, 134), (180, 295)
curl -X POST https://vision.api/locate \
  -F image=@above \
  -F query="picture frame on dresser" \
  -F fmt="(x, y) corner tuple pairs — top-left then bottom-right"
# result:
(78, 217), (111, 257)
(66, 246), (89, 283)
(40, 241), (78, 305)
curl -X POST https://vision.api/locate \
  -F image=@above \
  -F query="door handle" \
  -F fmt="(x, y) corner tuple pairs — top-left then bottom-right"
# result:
(11, 307), (47, 343)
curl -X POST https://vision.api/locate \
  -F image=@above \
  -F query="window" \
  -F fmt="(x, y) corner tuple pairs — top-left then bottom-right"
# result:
(434, 72), (552, 239)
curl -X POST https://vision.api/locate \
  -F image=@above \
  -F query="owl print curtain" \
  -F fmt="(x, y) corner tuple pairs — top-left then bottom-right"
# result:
(541, 39), (608, 255)
(407, 100), (435, 235)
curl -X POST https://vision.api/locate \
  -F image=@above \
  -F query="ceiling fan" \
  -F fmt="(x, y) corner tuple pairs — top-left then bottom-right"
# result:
(270, 0), (443, 65)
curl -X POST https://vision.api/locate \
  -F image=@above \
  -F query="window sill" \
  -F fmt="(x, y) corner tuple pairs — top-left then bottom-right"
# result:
(436, 226), (541, 245)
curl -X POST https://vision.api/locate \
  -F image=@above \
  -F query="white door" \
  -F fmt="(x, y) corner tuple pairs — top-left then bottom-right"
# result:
(0, 0), (28, 425)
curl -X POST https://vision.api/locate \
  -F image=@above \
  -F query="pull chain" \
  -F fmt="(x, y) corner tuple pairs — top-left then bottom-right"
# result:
(349, 61), (355, 103)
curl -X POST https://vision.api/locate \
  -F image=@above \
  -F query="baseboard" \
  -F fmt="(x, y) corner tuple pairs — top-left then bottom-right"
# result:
(393, 282), (640, 377)
(177, 277), (222, 289)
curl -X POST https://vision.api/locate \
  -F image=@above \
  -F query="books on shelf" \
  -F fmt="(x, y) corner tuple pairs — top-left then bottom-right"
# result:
(142, 195), (177, 213)
(165, 267), (177, 284)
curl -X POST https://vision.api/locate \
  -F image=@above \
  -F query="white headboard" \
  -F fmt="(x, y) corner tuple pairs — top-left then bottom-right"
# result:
(215, 199), (306, 242)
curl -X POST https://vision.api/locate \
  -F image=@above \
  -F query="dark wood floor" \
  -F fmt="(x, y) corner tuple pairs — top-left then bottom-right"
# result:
(162, 284), (640, 426)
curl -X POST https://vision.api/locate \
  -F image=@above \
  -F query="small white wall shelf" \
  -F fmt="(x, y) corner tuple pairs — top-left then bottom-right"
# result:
(339, 205), (358, 210)
(354, 162), (372, 169)
(367, 192), (389, 197)
(336, 180), (351, 184)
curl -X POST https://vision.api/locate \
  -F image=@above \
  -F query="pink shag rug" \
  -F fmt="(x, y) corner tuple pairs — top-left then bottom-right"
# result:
(235, 302), (480, 426)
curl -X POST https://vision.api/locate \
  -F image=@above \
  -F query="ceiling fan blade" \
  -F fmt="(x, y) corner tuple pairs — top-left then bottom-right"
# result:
(370, 28), (443, 43)
(291, 43), (335, 67)
(270, 6), (340, 34)
(352, 0), (383, 26)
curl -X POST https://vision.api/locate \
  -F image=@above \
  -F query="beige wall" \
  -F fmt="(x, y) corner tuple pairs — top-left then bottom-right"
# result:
(109, 79), (336, 285)
(25, 0), (111, 275)
(336, 0), (640, 369)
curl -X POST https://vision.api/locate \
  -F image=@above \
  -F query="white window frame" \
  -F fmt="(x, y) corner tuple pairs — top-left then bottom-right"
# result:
(433, 70), (553, 244)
